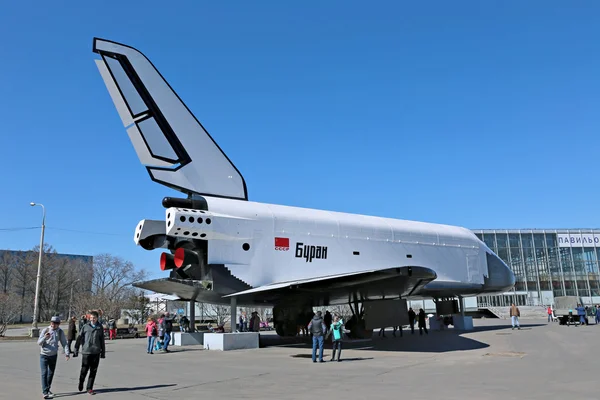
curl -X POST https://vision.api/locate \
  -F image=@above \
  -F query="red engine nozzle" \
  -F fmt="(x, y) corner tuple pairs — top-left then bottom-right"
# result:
(160, 252), (177, 271)
(174, 248), (199, 269)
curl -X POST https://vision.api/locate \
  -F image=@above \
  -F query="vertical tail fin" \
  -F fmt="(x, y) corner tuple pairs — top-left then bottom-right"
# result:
(92, 38), (247, 200)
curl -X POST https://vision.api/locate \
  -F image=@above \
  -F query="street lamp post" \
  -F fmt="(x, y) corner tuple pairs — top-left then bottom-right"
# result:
(30, 202), (46, 337)
(68, 279), (81, 319)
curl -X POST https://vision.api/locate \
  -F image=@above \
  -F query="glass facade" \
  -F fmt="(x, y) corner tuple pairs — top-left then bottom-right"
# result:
(473, 229), (600, 306)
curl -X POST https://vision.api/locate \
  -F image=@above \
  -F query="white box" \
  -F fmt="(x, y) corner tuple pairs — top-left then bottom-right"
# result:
(203, 332), (259, 351)
(172, 332), (204, 346)
(452, 315), (474, 330)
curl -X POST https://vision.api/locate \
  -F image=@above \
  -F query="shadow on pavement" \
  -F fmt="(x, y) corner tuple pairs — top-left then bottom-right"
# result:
(290, 353), (373, 362)
(259, 321), (553, 353)
(93, 384), (177, 394)
(471, 323), (546, 333)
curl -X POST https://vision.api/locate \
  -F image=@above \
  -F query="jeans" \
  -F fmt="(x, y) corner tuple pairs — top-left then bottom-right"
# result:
(79, 354), (100, 391)
(312, 335), (324, 362)
(331, 340), (342, 361)
(147, 336), (156, 353)
(548, 314), (552, 322)
(40, 354), (57, 394)
(511, 316), (520, 327)
(163, 331), (171, 351)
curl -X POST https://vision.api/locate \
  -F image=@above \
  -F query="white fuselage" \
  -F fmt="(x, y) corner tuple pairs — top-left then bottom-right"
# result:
(165, 196), (491, 290)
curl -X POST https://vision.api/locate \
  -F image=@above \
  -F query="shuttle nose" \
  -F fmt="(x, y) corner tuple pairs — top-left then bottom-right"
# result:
(484, 252), (515, 293)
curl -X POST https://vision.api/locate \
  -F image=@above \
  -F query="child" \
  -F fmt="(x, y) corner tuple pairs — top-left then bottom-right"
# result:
(326, 314), (344, 362)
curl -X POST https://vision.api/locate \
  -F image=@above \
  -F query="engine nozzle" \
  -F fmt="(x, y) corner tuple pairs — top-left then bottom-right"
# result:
(160, 252), (177, 271)
(174, 247), (200, 269)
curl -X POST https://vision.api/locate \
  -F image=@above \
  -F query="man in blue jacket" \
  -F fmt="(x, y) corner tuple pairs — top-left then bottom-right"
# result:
(74, 310), (106, 395)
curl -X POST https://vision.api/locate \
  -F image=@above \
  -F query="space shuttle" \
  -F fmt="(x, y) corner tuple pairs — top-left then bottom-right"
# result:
(92, 38), (514, 337)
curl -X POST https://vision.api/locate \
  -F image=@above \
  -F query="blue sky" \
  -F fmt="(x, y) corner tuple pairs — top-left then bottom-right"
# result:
(1, 1), (598, 279)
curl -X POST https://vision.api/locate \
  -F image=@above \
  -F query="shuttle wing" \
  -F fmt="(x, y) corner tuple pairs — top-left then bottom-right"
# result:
(224, 266), (437, 305)
(92, 38), (247, 200)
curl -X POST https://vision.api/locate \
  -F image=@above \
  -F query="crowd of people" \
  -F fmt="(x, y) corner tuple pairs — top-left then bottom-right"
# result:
(144, 312), (176, 353)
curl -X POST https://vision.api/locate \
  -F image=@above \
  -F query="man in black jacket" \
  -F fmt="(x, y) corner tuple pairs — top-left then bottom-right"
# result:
(74, 310), (105, 395)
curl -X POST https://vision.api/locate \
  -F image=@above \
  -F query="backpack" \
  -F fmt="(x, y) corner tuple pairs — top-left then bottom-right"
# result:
(332, 322), (342, 340)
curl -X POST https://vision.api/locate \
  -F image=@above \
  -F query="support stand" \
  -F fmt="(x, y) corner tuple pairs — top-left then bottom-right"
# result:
(453, 295), (473, 330)
(189, 299), (195, 333)
(230, 296), (237, 333)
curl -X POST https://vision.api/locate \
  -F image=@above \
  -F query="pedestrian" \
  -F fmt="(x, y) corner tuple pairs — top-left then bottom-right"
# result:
(510, 303), (521, 330)
(79, 314), (87, 332)
(108, 318), (117, 340)
(67, 316), (77, 353)
(325, 314), (344, 362)
(408, 308), (416, 334)
(38, 315), (70, 399)
(307, 311), (327, 362)
(73, 310), (106, 395)
(324, 310), (332, 334)
(145, 317), (158, 354)
(576, 303), (586, 325)
(179, 314), (185, 332)
(418, 309), (428, 335)
(162, 312), (173, 352)
(252, 311), (260, 332)
(547, 306), (553, 323)
(156, 314), (164, 350)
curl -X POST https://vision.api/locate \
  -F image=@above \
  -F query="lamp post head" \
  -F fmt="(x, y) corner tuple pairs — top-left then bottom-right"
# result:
(30, 202), (36, 206)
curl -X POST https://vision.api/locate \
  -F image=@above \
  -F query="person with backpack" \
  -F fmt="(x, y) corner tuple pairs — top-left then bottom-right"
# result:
(307, 311), (327, 363)
(108, 319), (117, 340)
(325, 314), (344, 362)
(145, 317), (158, 354)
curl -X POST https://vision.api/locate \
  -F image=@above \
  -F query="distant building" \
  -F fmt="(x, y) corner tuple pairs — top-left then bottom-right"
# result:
(473, 229), (600, 306)
(0, 249), (93, 322)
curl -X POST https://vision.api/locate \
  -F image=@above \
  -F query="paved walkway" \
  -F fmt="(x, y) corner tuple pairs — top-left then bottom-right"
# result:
(1, 319), (597, 399)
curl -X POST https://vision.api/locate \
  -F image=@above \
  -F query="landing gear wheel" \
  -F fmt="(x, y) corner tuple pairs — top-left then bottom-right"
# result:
(345, 317), (373, 339)
(275, 322), (298, 337)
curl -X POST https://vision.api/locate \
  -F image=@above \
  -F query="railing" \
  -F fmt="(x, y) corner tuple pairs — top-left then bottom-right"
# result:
(478, 303), (507, 319)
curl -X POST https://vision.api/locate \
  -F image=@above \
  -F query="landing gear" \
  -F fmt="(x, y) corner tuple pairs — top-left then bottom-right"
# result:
(273, 304), (312, 337)
(275, 321), (298, 337)
(345, 299), (373, 339)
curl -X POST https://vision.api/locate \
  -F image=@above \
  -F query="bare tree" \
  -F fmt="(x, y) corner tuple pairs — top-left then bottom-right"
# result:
(0, 251), (16, 294)
(203, 303), (231, 326)
(315, 304), (352, 321)
(9, 250), (36, 322)
(122, 290), (152, 324)
(74, 254), (149, 321)
(0, 293), (21, 336)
